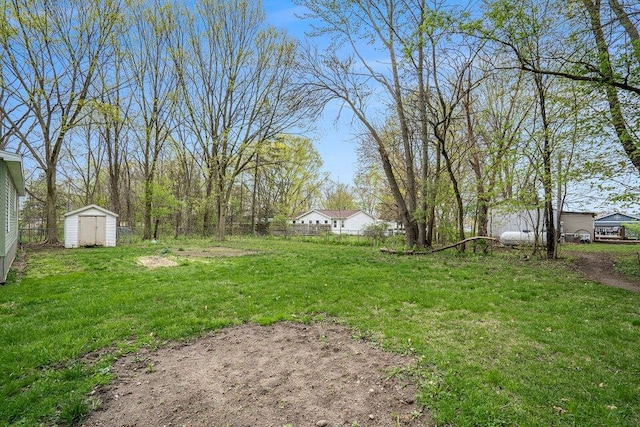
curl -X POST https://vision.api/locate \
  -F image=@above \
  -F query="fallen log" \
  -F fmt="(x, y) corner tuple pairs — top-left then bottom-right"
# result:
(428, 236), (498, 253)
(379, 236), (498, 255)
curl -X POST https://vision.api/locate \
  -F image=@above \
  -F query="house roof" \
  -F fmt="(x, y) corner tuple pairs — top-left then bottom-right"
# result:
(64, 204), (118, 218)
(316, 209), (363, 219)
(0, 150), (25, 196)
(595, 212), (640, 223)
(291, 209), (372, 220)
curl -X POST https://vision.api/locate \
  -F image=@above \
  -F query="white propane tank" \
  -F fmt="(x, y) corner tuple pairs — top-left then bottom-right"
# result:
(499, 230), (546, 246)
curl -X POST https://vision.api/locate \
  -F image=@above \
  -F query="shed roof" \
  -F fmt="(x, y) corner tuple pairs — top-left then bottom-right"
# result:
(0, 150), (25, 196)
(64, 204), (118, 218)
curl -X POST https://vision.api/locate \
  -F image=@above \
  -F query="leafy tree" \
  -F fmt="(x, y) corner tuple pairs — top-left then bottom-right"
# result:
(251, 135), (324, 224)
(485, 0), (569, 257)
(353, 166), (384, 217)
(322, 180), (356, 211)
(483, 0), (640, 172)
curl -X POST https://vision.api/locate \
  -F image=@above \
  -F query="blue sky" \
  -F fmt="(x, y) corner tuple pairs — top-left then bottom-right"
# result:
(264, 1), (360, 185)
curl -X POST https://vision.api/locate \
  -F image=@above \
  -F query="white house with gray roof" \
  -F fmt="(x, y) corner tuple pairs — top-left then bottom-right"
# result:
(289, 209), (377, 235)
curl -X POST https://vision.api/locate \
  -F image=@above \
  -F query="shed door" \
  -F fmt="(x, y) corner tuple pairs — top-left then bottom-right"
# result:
(79, 216), (106, 246)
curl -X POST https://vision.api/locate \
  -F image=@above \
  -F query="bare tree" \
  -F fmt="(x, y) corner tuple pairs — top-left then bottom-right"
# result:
(125, 1), (179, 240)
(298, 0), (483, 248)
(0, 0), (121, 243)
(172, 0), (314, 240)
(96, 29), (133, 226)
(297, 0), (421, 246)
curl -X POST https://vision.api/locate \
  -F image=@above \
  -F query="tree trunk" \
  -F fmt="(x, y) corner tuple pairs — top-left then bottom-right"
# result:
(439, 135), (466, 251)
(143, 178), (153, 240)
(425, 148), (440, 248)
(153, 218), (160, 240)
(417, 11), (430, 247)
(583, 0), (640, 172)
(608, 0), (640, 64)
(533, 72), (557, 258)
(45, 166), (59, 244)
(464, 77), (489, 238)
(251, 154), (259, 234)
(203, 169), (215, 237)
(387, 18), (419, 248)
(377, 144), (417, 248)
(215, 184), (227, 241)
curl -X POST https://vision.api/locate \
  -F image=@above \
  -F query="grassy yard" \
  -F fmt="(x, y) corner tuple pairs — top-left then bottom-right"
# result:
(0, 239), (638, 426)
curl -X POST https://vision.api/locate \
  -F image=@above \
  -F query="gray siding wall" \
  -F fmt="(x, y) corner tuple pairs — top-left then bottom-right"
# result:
(0, 161), (19, 282)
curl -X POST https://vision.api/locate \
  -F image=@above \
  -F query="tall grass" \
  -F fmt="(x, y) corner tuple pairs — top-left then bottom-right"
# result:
(0, 239), (638, 426)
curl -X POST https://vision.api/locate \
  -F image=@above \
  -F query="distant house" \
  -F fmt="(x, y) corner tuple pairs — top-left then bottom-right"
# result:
(290, 209), (377, 235)
(0, 151), (25, 282)
(595, 212), (640, 239)
(64, 205), (118, 248)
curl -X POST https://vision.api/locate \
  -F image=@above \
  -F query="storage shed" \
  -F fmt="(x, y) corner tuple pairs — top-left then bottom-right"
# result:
(0, 150), (25, 282)
(64, 205), (118, 248)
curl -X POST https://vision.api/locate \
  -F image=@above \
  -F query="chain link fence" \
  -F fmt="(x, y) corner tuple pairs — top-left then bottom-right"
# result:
(19, 224), (405, 247)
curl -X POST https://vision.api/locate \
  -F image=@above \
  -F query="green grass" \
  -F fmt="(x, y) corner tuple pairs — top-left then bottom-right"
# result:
(1, 239), (639, 426)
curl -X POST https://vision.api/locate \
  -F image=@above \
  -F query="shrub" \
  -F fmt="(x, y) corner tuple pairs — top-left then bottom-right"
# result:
(362, 223), (388, 242)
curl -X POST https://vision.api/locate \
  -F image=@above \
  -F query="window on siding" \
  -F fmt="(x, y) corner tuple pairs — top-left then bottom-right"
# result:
(6, 173), (16, 234)
(10, 181), (15, 232)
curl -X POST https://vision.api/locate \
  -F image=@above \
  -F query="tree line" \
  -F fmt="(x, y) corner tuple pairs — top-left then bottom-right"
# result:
(1, 0), (638, 256)
(1, 0), (330, 242)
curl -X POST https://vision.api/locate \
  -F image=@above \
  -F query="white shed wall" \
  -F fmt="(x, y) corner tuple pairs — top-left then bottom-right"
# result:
(105, 214), (117, 247)
(489, 209), (544, 238)
(64, 214), (79, 248)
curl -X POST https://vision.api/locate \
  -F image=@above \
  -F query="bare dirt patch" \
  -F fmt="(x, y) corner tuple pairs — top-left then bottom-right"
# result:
(137, 256), (178, 269)
(82, 322), (429, 427)
(570, 252), (640, 292)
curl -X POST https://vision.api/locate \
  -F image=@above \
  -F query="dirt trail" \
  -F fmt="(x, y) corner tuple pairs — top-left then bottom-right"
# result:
(570, 251), (639, 292)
